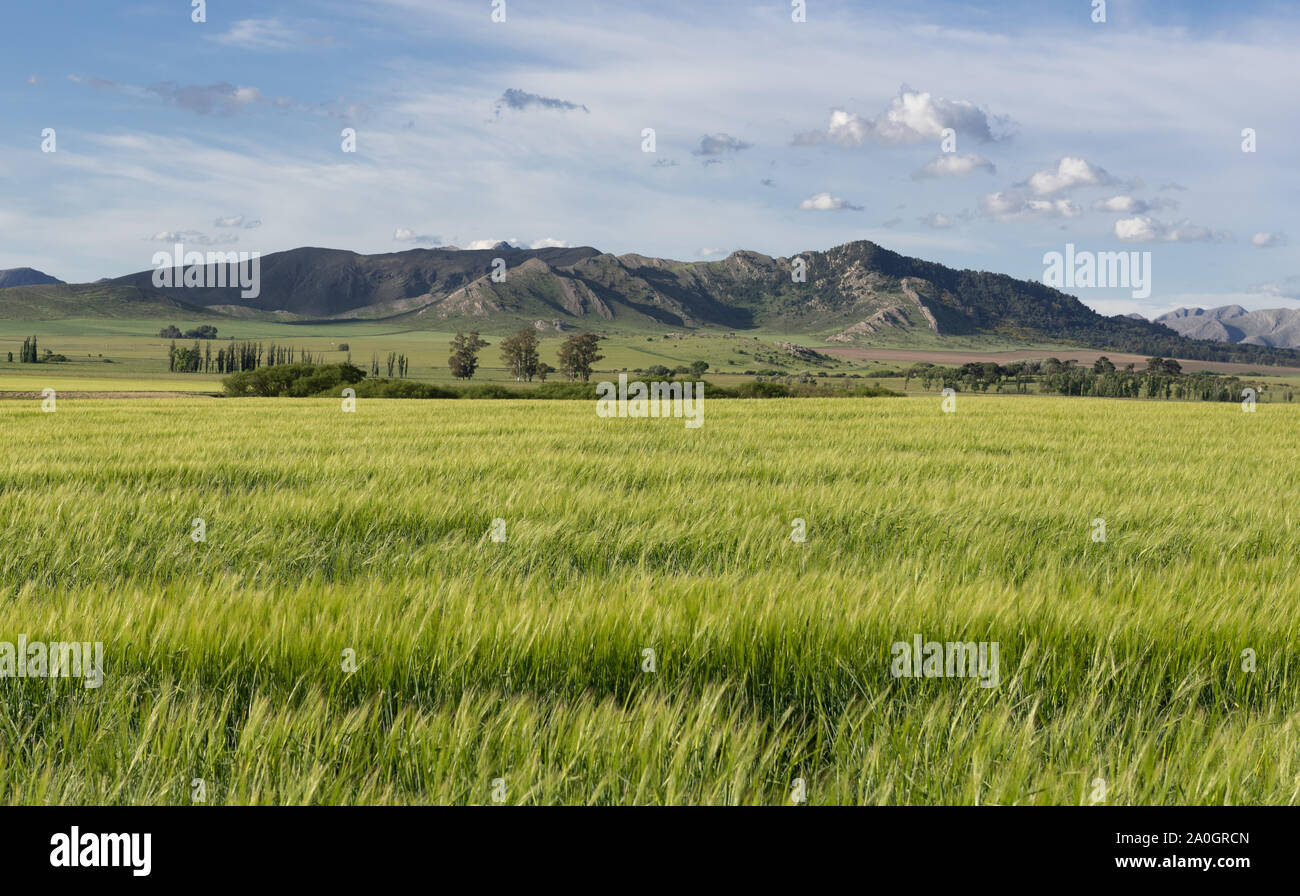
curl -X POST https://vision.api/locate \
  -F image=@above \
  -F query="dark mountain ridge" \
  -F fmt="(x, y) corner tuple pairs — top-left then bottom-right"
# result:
(8, 240), (1300, 366)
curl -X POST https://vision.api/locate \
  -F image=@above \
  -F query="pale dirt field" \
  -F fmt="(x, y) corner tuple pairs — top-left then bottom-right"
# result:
(819, 345), (1300, 375)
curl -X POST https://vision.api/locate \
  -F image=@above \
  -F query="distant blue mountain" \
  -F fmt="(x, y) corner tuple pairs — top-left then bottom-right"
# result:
(0, 267), (64, 288)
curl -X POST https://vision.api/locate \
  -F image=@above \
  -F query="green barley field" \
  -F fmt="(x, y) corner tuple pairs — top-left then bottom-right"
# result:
(1, 394), (1297, 804)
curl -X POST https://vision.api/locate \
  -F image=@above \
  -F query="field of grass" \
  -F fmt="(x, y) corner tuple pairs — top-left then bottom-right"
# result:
(0, 320), (884, 390)
(9, 318), (1300, 398)
(2, 394), (1298, 804)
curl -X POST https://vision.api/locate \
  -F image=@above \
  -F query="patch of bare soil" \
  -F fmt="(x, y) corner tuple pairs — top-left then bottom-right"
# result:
(819, 346), (1300, 376)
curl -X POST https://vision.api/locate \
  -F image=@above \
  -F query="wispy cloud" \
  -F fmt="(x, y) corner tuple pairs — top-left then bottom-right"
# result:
(148, 82), (284, 115)
(68, 74), (118, 90)
(148, 230), (239, 246)
(212, 19), (303, 50)
(493, 88), (588, 116)
(693, 133), (751, 156)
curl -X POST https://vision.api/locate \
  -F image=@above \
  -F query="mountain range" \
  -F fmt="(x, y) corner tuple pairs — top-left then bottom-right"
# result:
(3, 241), (1298, 365)
(1155, 305), (1300, 349)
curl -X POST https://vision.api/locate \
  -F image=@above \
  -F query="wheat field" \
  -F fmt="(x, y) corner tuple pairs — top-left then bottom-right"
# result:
(1, 395), (1297, 804)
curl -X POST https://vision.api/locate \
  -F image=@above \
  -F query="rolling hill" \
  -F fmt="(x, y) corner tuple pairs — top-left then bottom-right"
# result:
(0, 282), (215, 320)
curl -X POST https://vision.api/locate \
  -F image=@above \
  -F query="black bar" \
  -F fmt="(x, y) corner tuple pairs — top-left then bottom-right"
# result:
(0, 806), (1279, 883)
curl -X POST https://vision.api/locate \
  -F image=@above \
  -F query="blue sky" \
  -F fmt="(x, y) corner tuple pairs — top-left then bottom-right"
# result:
(2, 0), (1297, 316)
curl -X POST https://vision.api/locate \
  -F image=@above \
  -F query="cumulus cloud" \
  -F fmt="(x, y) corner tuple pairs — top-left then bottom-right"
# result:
(1091, 195), (1176, 214)
(798, 192), (862, 211)
(494, 88), (588, 116)
(148, 82), (274, 115)
(466, 238), (520, 250)
(793, 85), (1010, 147)
(696, 247), (725, 258)
(1025, 157), (1114, 196)
(529, 237), (570, 249)
(25, 75), (43, 86)
(394, 228), (440, 244)
(919, 212), (952, 229)
(1250, 232), (1288, 248)
(1115, 217), (1229, 243)
(979, 191), (1080, 221)
(912, 153), (995, 180)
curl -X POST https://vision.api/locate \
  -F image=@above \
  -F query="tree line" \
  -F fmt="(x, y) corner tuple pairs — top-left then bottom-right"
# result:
(167, 330), (606, 382)
(905, 356), (1283, 402)
(371, 352), (410, 378)
(449, 330), (603, 382)
(169, 340), (327, 373)
(11, 336), (68, 364)
(159, 324), (218, 339)
(18, 336), (39, 363)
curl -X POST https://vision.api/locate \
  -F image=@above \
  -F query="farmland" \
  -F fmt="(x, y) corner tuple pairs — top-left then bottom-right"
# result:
(1, 394), (1297, 804)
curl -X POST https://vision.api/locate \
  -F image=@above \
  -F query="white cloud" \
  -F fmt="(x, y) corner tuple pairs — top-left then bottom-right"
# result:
(912, 153), (995, 179)
(798, 192), (862, 211)
(794, 86), (1009, 147)
(394, 227), (439, 244)
(1026, 157), (1114, 196)
(1115, 217), (1229, 243)
(1250, 231), (1288, 248)
(979, 191), (1080, 221)
(919, 212), (952, 229)
(529, 237), (570, 248)
(1091, 195), (1175, 214)
(466, 238), (519, 250)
